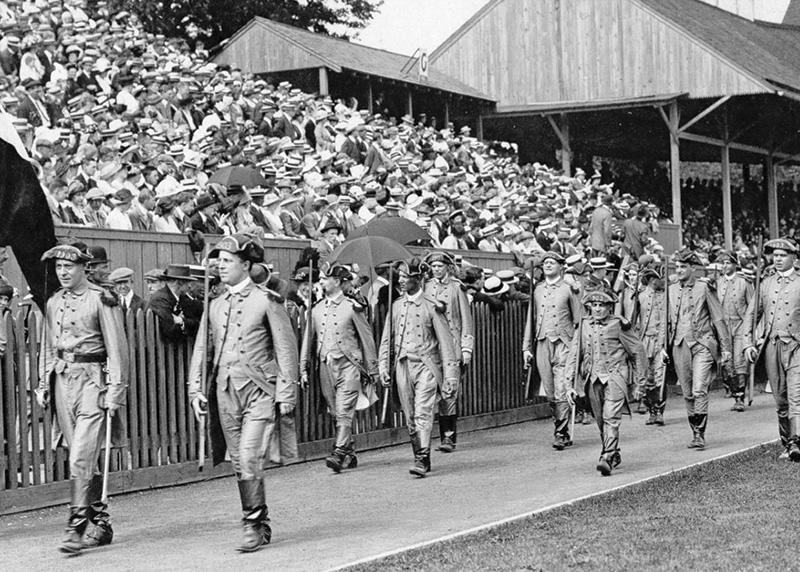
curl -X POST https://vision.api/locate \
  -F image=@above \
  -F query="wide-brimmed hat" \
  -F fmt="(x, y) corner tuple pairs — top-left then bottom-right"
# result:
(209, 234), (265, 264)
(764, 238), (798, 254)
(41, 245), (93, 263)
(583, 289), (617, 305)
(481, 276), (509, 296)
(162, 264), (195, 281)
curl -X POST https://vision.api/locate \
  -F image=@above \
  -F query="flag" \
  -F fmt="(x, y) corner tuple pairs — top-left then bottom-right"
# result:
(0, 113), (58, 310)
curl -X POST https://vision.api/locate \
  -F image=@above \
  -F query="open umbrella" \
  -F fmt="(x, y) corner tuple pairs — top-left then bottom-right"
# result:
(208, 165), (268, 188)
(347, 217), (432, 245)
(329, 236), (411, 269)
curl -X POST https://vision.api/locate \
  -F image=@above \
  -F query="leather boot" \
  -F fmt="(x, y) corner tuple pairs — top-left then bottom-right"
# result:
(83, 475), (113, 549)
(637, 399), (648, 415)
(788, 437), (800, 463)
(409, 448), (430, 478)
(688, 414), (707, 450)
(59, 478), (92, 554)
(325, 449), (345, 473)
(653, 411), (665, 426)
(342, 445), (358, 469)
(237, 480), (271, 552)
(732, 396), (745, 412)
(438, 415), (456, 453)
(596, 455), (613, 476)
(645, 406), (657, 425)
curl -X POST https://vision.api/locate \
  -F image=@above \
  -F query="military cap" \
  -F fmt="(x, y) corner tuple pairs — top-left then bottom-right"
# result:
(41, 245), (93, 263)
(542, 251), (565, 264)
(108, 267), (134, 282)
(673, 250), (702, 266)
(764, 238), (798, 254)
(583, 289), (617, 305)
(715, 250), (738, 265)
(0, 283), (14, 298)
(210, 234), (265, 264)
(326, 264), (353, 281)
(425, 251), (455, 266)
(397, 257), (429, 278)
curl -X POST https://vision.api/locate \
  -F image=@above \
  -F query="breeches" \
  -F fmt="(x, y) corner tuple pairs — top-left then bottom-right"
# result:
(587, 378), (626, 457)
(320, 356), (360, 450)
(217, 380), (275, 480)
(396, 358), (438, 449)
(438, 362), (462, 417)
(535, 338), (570, 403)
(55, 367), (108, 480)
(764, 340), (800, 437)
(673, 341), (714, 416)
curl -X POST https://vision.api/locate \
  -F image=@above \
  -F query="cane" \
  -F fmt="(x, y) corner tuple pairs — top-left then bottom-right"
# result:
(198, 243), (211, 472)
(101, 409), (112, 504)
(568, 394), (576, 443)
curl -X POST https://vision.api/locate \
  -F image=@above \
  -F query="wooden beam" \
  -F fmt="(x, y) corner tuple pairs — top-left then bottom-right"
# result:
(444, 98), (450, 127)
(406, 89), (413, 117)
(476, 114), (484, 140)
(766, 155), (779, 238)
(545, 113), (572, 176)
(367, 81), (373, 114)
(318, 67), (329, 96)
(720, 112), (732, 249)
(668, 101), (682, 240)
(678, 96), (731, 134)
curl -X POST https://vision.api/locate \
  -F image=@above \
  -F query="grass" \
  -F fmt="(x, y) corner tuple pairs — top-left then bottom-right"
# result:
(349, 444), (799, 572)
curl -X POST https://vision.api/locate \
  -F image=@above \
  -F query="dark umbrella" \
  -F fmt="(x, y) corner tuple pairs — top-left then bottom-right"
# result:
(208, 165), (268, 188)
(347, 217), (432, 245)
(329, 236), (412, 269)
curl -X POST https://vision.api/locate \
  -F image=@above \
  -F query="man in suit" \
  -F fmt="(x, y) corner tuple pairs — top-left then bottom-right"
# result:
(16, 79), (54, 128)
(340, 123), (367, 164)
(146, 264), (197, 342)
(667, 250), (732, 450)
(108, 267), (145, 319)
(589, 194), (614, 256)
(300, 197), (327, 239)
(300, 264), (378, 473)
(188, 193), (222, 235)
(188, 234), (299, 551)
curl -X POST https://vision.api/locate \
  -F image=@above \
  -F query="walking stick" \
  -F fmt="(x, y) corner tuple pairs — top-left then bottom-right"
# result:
(660, 256), (671, 404)
(198, 244), (211, 471)
(380, 264), (394, 428)
(748, 236), (763, 406)
(523, 268), (536, 402)
(101, 409), (112, 504)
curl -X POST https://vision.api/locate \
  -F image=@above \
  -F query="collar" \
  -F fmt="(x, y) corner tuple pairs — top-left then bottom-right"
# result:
(325, 292), (345, 305)
(680, 276), (696, 288)
(229, 277), (252, 295)
(545, 276), (562, 286)
(779, 268), (795, 278)
(723, 273), (736, 281)
(123, 291), (133, 305)
(405, 289), (423, 304)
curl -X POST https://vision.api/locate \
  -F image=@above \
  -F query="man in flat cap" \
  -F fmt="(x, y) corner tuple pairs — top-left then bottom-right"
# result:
(188, 234), (299, 551)
(566, 288), (646, 476)
(522, 251), (581, 450)
(667, 249), (732, 450)
(108, 267), (145, 318)
(379, 257), (460, 477)
(744, 238), (800, 461)
(637, 267), (667, 425)
(300, 264), (378, 472)
(424, 251), (474, 452)
(715, 250), (753, 412)
(36, 245), (128, 554)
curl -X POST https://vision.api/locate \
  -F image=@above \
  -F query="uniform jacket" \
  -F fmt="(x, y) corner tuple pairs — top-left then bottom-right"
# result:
(39, 282), (128, 407)
(522, 277), (579, 351)
(378, 293), (460, 387)
(424, 275), (474, 356)
(299, 292), (378, 378)
(565, 315), (647, 397)
(188, 280), (299, 406)
(715, 274), (753, 337)
(589, 205), (613, 252)
(744, 269), (800, 348)
(637, 286), (665, 343)
(668, 277), (731, 358)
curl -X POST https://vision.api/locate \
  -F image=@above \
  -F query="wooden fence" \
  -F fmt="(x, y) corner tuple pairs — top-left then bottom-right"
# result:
(0, 299), (544, 515)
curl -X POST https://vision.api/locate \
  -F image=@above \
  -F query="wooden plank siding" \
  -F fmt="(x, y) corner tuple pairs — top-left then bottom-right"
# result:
(430, 0), (769, 108)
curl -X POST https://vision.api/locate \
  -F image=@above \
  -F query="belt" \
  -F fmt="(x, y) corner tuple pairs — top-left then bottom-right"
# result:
(56, 350), (107, 363)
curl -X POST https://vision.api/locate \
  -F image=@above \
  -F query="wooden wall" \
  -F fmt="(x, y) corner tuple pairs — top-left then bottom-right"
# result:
(431, 0), (768, 107)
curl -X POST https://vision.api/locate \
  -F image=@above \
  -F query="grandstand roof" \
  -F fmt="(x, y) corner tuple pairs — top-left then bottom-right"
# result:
(214, 17), (493, 102)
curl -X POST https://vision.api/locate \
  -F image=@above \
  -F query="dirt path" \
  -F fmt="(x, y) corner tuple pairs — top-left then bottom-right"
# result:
(2, 391), (778, 571)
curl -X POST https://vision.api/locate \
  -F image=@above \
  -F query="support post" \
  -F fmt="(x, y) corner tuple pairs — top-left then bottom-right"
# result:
(406, 89), (413, 118)
(444, 98), (450, 128)
(668, 101), (682, 243)
(476, 114), (484, 140)
(560, 113), (571, 176)
(721, 114), (733, 250)
(766, 154), (779, 239)
(318, 67), (329, 96)
(367, 81), (374, 114)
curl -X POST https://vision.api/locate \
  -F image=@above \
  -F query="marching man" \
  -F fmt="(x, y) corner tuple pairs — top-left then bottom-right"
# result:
(424, 251), (474, 452)
(744, 238), (800, 461)
(37, 245), (128, 554)
(379, 257), (460, 477)
(522, 251), (580, 450)
(667, 250), (732, 450)
(565, 288), (646, 476)
(638, 267), (667, 425)
(300, 264), (379, 473)
(188, 234), (299, 552)
(715, 250), (753, 412)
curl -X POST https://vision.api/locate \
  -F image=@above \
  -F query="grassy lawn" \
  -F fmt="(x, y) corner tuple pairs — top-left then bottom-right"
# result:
(351, 444), (798, 571)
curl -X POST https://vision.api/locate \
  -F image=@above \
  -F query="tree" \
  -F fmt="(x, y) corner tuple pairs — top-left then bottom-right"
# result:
(101, 0), (383, 49)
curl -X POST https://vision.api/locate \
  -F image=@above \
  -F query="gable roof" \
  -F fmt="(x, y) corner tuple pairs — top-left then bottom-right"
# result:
(784, 0), (800, 26)
(219, 17), (493, 101)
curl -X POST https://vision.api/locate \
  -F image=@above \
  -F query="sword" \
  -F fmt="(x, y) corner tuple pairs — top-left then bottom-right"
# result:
(101, 409), (112, 504)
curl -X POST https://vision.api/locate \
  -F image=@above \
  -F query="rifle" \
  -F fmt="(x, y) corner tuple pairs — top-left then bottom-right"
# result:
(380, 264), (394, 427)
(198, 244), (211, 471)
(568, 314), (584, 435)
(659, 256), (671, 403)
(523, 268), (536, 402)
(748, 236), (764, 406)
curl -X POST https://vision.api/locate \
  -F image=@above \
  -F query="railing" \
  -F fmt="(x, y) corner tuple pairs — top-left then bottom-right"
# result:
(0, 299), (543, 515)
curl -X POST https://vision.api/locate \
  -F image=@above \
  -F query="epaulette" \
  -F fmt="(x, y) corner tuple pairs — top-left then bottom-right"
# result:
(425, 295), (447, 314)
(257, 283), (285, 303)
(89, 282), (119, 307)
